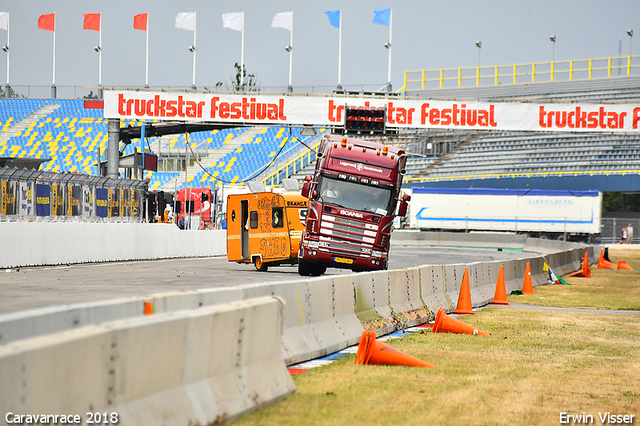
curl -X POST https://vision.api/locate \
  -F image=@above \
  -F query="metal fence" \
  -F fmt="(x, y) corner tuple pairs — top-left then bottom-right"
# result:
(600, 217), (640, 245)
(0, 167), (145, 223)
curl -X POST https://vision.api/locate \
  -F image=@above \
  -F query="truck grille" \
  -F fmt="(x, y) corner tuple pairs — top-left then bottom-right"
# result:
(319, 240), (372, 255)
(323, 214), (378, 231)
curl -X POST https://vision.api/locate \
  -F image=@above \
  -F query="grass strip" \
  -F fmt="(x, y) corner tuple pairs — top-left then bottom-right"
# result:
(235, 249), (640, 426)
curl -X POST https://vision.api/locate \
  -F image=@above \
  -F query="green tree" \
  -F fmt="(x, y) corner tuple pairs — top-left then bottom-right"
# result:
(602, 192), (640, 212)
(0, 86), (24, 99)
(216, 63), (259, 92)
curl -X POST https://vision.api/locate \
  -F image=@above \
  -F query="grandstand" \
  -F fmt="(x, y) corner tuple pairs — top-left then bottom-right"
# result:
(0, 98), (321, 193)
(399, 76), (640, 192)
(2, 54), (640, 201)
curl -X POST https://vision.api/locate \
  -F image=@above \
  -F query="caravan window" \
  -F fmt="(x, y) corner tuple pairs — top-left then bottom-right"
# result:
(250, 211), (258, 229)
(272, 207), (284, 228)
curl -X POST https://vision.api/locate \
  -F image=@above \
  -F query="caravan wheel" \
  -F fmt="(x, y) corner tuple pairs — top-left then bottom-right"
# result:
(254, 257), (268, 272)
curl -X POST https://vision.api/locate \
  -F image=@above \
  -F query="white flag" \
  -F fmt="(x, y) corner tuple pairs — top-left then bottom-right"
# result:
(222, 12), (243, 32)
(271, 11), (293, 31)
(175, 12), (196, 31)
(0, 12), (8, 31)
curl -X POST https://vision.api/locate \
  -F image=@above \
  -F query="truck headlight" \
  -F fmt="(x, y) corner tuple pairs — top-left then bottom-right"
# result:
(305, 240), (320, 249)
(372, 250), (383, 258)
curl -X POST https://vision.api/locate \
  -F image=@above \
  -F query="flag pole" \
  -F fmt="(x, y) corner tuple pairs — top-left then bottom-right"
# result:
(98, 11), (102, 88)
(287, 10), (293, 92)
(387, 6), (393, 92)
(52, 12), (56, 99)
(240, 11), (245, 89)
(192, 11), (196, 89)
(337, 9), (342, 90)
(5, 10), (9, 93)
(145, 11), (149, 87)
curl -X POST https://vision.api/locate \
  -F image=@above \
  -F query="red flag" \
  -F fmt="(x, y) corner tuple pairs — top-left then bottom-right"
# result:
(38, 13), (55, 32)
(83, 13), (100, 31)
(133, 13), (147, 31)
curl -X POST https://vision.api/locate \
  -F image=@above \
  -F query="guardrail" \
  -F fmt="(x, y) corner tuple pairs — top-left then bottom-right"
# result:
(0, 234), (599, 425)
(403, 55), (640, 91)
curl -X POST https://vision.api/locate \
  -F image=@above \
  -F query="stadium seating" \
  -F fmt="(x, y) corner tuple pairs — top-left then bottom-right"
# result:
(0, 99), (315, 190)
(405, 132), (640, 179)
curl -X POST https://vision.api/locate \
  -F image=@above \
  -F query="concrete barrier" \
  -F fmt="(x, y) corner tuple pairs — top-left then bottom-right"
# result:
(0, 287), (246, 346)
(0, 222), (227, 268)
(0, 297), (294, 426)
(387, 268), (428, 326)
(443, 264), (468, 312)
(418, 265), (453, 314)
(353, 270), (396, 334)
(392, 230), (528, 249)
(330, 275), (367, 346)
(469, 262), (495, 305)
(0, 235), (598, 371)
(0, 298), (143, 345)
(305, 276), (361, 358)
(241, 280), (316, 365)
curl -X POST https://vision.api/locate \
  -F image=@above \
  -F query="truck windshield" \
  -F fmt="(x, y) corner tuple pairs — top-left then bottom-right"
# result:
(317, 176), (393, 215)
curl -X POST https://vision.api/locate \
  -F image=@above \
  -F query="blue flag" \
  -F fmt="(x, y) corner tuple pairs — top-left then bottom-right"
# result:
(325, 10), (340, 28)
(373, 8), (391, 26)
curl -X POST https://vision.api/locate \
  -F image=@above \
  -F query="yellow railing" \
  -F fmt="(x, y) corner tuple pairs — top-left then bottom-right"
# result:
(404, 169), (640, 184)
(262, 140), (322, 187)
(402, 55), (640, 91)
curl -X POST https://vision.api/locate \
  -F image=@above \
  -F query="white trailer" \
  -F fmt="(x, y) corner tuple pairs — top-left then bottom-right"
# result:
(409, 188), (601, 239)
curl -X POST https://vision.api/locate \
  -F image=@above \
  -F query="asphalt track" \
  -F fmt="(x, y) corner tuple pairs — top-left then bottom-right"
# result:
(0, 245), (538, 315)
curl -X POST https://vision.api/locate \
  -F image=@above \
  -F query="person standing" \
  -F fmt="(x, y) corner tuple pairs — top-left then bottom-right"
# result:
(627, 223), (634, 244)
(620, 227), (627, 244)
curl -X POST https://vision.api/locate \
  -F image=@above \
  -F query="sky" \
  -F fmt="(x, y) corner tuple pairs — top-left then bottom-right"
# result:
(1, 0), (639, 97)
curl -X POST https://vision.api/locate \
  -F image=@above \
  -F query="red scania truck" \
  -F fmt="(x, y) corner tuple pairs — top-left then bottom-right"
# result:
(298, 134), (410, 276)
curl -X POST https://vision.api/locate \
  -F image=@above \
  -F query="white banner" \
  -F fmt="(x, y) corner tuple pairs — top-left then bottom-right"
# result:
(18, 182), (33, 217)
(104, 90), (640, 133)
(83, 186), (94, 218)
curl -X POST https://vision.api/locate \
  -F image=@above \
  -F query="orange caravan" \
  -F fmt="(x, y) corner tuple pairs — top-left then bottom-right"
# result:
(226, 192), (308, 271)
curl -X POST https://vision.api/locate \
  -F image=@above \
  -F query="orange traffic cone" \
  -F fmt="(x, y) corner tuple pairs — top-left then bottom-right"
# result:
(617, 261), (633, 270)
(432, 307), (489, 336)
(144, 301), (153, 315)
(452, 268), (474, 315)
(568, 252), (591, 278)
(522, 262), (535, 295)
(491, 265), (510, 305)
(597, 249), (615, 269)
(355, 331), (435, 368)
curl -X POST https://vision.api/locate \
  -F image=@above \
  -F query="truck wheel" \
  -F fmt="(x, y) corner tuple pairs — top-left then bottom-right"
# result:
(310, 264), (327, 276)
(254, 257), (268, 272)
(298, 259), (312, 276)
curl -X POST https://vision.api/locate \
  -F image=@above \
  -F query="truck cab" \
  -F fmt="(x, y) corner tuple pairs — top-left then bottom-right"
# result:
(299, 134), (410, 276)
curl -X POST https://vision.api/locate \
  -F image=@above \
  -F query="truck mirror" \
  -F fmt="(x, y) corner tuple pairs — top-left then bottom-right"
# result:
(302, 181), (311, 198)
(402, 193), (411, 202)
(398, 200), (408, 217)
(304, 175), (313, 182)
(312, 190), (318, 199)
